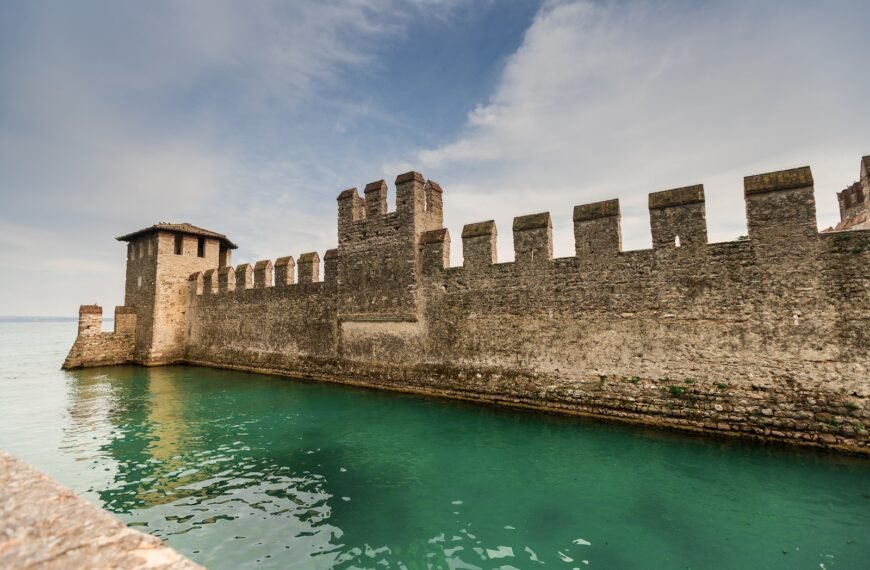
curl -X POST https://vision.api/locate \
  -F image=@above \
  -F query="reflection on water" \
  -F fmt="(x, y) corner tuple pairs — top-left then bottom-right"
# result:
(1, 322), (869, 569)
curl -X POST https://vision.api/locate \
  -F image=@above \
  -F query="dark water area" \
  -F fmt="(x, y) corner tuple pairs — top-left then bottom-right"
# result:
(1, 321), (868, 569)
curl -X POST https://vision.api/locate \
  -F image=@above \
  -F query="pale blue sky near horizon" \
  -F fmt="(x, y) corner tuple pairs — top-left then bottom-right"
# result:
(1, 0), (868, 315)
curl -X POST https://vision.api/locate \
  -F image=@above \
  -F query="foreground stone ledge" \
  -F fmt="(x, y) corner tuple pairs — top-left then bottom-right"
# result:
(0, 450), (201, 570)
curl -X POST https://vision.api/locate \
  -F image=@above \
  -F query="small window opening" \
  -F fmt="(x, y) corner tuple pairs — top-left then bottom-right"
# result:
(137, 276), (143, 288)
(146, 240), (152, 256)
(174, 234), (183, 255)
(674, 235), (681, 248)
(197, 237), (205, 258)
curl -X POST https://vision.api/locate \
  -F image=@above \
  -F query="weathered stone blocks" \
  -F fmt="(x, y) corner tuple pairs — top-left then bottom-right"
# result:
(63, 305), (137, 369)
(65, 158), (870, 454)
(462, 220), (497, 269)
(254, 260), (273, 289)
(297, 252), (320, 284)
(649, 184), (707, 249)
(744, 166), (817, 245)
(574, 199), (621, 257)
(513, 212), (553, 266)
(275, 256), (295, 286)
(235, 264), (253, 290)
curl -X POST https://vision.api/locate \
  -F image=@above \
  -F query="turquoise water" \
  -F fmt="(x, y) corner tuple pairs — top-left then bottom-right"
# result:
(0, 322), (868, 569)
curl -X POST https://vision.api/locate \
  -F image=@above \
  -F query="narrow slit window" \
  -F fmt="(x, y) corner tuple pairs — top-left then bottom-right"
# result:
(174, 234), (183, 255)
(675, 235), (681, 248)
(197, 237), (205, 258)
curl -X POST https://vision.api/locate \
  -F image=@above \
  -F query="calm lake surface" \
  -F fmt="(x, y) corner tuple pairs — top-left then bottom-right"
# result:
(0, 321), (868, 569)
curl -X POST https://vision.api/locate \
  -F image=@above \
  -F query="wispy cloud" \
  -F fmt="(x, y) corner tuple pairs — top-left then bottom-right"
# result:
(1, 0), (867, 314)
(0, 0), (457, 314)
(414, 0), (870, 262)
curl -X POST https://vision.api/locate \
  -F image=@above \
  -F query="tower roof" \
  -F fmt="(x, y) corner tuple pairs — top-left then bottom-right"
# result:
(116, 222), (238, 249)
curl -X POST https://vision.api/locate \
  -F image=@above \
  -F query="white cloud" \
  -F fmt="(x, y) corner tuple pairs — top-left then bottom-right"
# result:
(415, 0), (870, 263)
(0, 0), (453, 314)
(2, 0), (868, 315)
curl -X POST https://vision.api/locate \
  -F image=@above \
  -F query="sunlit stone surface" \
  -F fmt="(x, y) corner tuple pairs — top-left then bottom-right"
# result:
(0, 450), (201, 569)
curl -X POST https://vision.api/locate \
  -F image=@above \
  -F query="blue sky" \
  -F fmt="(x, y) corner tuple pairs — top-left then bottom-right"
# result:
(1, 0), (868, 315)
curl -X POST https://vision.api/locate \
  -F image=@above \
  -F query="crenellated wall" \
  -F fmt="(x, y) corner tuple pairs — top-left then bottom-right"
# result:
(64, 305), (137, 368)
(66, 158), (870, 454)
(834, 156), (870, 230)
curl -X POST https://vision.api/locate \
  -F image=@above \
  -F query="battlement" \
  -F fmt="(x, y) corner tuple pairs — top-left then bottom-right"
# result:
(834, 156), (870, 229)
(839, 182), (866, 218)
(298, 252), (319, 284)
(574, 199), (620, 257)
(254, 260), (273, 288)
(98, 160), (870, 318)
(63, 305), (137, 368)
(743, 166), (817, 246)
(648, 184), (707, 249)
(442, 164), (838, 272)
(218, 266), (235, 292)
(337, 172), (443, 245)
(420, 228), (450, 275)
(513, 212), (553, 266)
(66, 154), (870, 454)
(191, 249), (336, 297)
(334, 172), (444, 321)
(236, 263), (253, 290)
(275, 256), (295, 286)
(462, 220), (497, 269)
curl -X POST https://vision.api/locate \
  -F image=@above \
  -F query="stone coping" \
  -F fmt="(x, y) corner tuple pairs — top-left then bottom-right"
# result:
(0, 450), (202, 569)
(744, 166), (813, 195)
(462, 220), (496, 238)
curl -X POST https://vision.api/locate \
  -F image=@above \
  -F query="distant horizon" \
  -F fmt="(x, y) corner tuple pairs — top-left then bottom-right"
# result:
(0, 316), (84, 322)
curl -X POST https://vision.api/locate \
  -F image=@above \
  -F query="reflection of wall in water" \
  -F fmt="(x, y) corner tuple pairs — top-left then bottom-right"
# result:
(65, 367), (198, 510)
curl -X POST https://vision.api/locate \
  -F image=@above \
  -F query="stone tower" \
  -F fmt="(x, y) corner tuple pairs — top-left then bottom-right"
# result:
(335, 172), (444, 322)
(115, 223), (236, 364)
(832, 155), (870, 231)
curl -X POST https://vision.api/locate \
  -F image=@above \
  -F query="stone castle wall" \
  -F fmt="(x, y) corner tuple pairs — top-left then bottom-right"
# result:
(65, 159), (870, 454)
(63, 305), (137, 369)
(833, 156), (870, 231)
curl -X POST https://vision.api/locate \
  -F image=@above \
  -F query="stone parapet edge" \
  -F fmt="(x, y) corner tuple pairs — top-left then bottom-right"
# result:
(0, 449), (202, 569)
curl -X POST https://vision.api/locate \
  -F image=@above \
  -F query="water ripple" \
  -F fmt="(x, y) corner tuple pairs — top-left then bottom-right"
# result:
(0, 322), (868, 569)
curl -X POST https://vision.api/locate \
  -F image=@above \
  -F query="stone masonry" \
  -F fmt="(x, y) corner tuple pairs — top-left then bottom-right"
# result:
(64, 157), (870, 454)
(0, 450), (201, 569)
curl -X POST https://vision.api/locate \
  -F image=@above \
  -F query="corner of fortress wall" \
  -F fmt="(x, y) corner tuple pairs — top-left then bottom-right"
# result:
(67, 160), (870, 453)
(62, 305), (137, 369)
